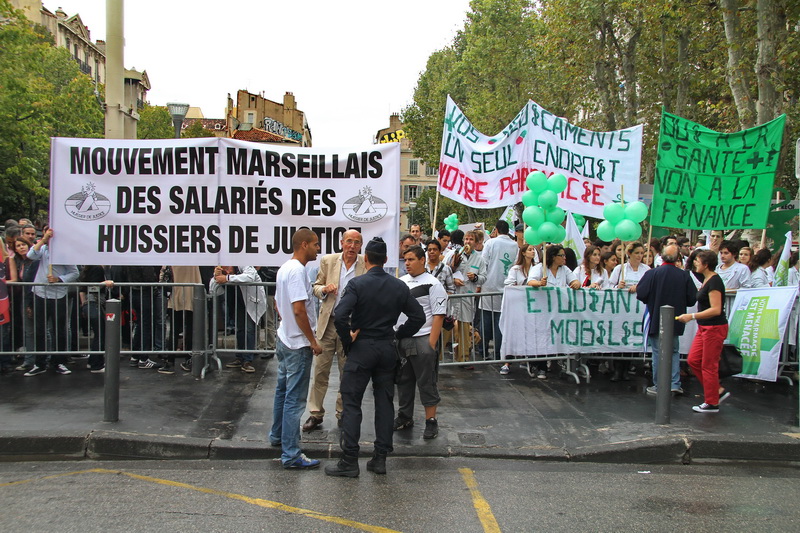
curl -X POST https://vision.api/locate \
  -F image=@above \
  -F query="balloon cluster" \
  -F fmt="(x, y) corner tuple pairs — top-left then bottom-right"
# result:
(443, 213), (460, 232)
(572, 213), (586, 230)
(521, 171), (567, 245)
(596, 201), (648, 242)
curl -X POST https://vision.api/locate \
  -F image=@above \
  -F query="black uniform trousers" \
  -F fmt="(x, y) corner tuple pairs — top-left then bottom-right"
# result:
(339, 338), (397, 457)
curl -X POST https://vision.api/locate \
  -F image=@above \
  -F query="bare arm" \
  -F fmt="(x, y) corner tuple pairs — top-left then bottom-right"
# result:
(292, 300), (322, 355)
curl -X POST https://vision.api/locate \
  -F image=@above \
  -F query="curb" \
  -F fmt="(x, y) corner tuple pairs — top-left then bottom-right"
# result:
(1, 431), (798, 464)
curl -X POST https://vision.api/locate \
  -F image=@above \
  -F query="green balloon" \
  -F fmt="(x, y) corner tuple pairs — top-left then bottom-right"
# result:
(523, 206), (545, 227)
(551, 225), (566, 244)
(624, 201), (649, 223)
(547, 173), (568, 194)
(538, 221), (559, 242)
(524, 226), (542, 246)
(522, 190), (538, 207)
(545, 206), (565, 225)
(597, 220), (616, 242)
(603, 203), (625, 224)
(572, 213), (586, 228)
(615, 219), (642, 241)
(538, 190), (558, 210)
(526, 171), (548, 194)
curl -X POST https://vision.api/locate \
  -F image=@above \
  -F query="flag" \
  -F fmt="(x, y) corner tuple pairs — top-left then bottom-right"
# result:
(564, 211), (586, 259)
(498, 205), (516, 228)
(772, 230), (793, 286)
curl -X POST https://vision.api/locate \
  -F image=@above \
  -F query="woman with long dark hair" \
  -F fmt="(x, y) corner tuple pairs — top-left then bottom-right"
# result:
(677, 250), (729, 413)
(574, 246), (607, 289)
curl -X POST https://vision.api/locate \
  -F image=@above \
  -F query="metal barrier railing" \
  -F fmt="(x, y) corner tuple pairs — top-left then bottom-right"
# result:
(1, 281), (796, 386)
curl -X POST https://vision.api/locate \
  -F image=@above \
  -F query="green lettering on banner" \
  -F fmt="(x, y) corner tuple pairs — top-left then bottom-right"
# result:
(651, 111), (786, 229)
(525, 287), (542, 313)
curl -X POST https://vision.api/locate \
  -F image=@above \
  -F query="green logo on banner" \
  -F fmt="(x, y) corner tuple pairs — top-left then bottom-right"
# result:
(728, 296), (781, 375)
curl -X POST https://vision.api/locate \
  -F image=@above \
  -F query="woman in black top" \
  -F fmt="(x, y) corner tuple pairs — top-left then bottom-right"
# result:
(677, 249), (729, 413)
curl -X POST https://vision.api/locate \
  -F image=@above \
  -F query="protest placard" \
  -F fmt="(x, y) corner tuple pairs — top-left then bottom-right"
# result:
(50, 137), (400, 266)
(651, 112), (786, 229)
(499, 286), (646, 357)
(726, 287), (798, 381)
(438, 96), (642, 218)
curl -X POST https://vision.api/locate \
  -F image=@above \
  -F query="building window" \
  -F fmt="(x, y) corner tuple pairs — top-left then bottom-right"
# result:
(409, 160), (419, 176)
(403, 185), (419, 202)
(246, 111), (256, 124)
(425, 164), (438, 176)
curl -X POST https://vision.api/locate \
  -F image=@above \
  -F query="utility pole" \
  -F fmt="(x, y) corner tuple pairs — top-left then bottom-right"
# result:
(105, 0), (125, 139)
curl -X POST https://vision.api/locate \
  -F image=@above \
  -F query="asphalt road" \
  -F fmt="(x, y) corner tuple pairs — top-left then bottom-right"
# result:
(1, 458), (798, 532)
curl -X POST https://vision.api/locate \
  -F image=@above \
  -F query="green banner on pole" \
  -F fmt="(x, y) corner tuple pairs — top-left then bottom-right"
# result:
(652, 112), (786, 230)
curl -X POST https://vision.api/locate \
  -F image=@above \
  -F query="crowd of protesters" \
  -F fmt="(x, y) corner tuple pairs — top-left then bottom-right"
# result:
(0, 217), (280, 377)
(1, 217), (797, 414)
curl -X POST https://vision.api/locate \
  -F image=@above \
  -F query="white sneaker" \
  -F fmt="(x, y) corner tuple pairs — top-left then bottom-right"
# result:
(499, 364), (510, 375)
(55, 364), (72, 375)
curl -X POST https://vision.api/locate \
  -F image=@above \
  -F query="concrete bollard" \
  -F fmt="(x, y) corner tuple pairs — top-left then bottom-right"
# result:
(191, 285), (206, 379)
(103, 299), (121, 422)
(655, 305), (674, 425)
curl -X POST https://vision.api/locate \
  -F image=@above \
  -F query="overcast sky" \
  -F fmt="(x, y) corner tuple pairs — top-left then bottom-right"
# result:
(49, 0), (472, 147)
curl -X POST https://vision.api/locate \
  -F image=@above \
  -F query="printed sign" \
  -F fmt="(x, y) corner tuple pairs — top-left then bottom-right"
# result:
(499, 286), (647, 357)
(49, 138), (400, 266)
(438, 96), (643, 218)
(726, 287), (798, 382)
(652, 112), (786, 229)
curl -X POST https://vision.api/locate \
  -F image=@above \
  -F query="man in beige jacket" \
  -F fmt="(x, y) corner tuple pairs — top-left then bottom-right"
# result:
(303, 229), (366, 431)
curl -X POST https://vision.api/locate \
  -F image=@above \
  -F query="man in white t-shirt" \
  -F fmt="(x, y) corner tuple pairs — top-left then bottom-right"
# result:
(477, 220), (518, 361)
(716, 240), (748, 290)
(269, 228), (323, 470)
(394, 244), (448, 440)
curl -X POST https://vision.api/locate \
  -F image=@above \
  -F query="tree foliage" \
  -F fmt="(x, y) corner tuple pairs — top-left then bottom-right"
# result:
(0, 0), (103, 219)
(181, 120), (215, 138)
(137, 104), (173, 139)
(404, 0), (799, 199)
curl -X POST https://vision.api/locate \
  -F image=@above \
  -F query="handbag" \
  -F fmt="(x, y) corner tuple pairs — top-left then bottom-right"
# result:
(718, 344), (743, 378)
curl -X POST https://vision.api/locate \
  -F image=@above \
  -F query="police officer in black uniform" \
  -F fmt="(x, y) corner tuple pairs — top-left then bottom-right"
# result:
(324, 237), (425, 477)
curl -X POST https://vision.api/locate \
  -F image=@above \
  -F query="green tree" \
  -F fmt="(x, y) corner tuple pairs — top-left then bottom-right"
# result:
(0, 0), (103, 218)
(181, 120), (215, 138)
(137, 104), (173, 139)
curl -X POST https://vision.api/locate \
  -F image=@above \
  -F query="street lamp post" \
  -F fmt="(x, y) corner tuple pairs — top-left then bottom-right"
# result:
(166, 102), (190, 139)
(408, 201), (416, 230)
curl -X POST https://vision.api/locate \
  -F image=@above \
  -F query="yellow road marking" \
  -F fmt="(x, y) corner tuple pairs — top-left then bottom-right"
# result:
(459, 468), (501, 533)
(1, 468), (400, 533)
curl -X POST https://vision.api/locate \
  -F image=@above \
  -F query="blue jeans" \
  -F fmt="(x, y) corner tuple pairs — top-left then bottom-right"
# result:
(269, 339), (313, 465)
(480, 309), (502, 360)
(649, 334), (681, 390)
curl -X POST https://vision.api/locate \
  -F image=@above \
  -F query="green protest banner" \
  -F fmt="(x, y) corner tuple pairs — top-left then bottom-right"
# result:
(652, 112), (786, 229)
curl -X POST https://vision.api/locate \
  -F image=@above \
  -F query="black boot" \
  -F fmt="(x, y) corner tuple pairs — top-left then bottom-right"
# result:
(324, 455), (359, 477)
(366, 453), (387, 475)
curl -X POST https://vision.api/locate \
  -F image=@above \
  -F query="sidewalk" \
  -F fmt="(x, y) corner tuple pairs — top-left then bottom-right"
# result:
(1, 355), (798, 463)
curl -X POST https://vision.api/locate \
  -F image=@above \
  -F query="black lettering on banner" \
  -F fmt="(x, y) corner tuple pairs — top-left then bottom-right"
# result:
(291, 189), (337, 216)
(229, 226), (259, 253)
(97, 224), (221, 254)
(264, 226), (362, 255)
(281, 152), (296, 177)
(138, 148), (152, 175)
(368, 151), (382, 178)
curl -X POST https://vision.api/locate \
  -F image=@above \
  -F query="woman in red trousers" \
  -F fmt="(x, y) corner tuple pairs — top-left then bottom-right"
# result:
(677, 249), (730, 413)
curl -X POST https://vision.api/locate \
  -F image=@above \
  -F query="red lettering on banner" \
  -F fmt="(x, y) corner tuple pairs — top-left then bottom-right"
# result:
(565, 177), (580, 200)
(438, 163), (489, 203)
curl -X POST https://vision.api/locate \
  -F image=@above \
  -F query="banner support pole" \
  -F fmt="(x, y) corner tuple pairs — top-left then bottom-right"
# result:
(432, 189), (441, 237)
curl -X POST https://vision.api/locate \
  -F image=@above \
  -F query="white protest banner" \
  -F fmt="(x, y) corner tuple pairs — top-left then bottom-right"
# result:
(438, 96), (642, 218)
(49, 137), (400, 266)
(499, 286), (646, 357)
(725, 287), (799, 382)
